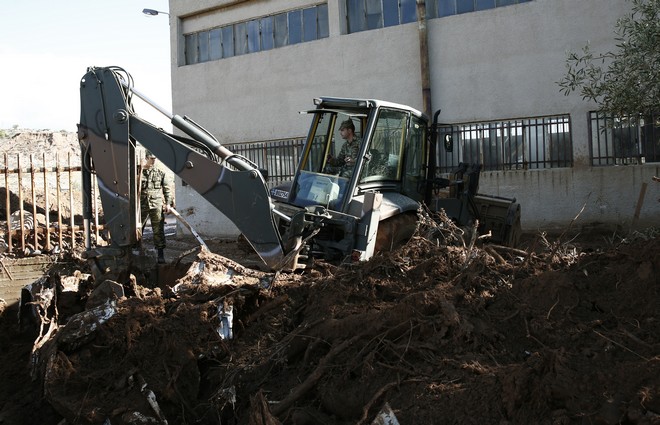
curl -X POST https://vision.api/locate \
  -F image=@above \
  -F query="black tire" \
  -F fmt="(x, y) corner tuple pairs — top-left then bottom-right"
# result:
(375, 212), (418, 253)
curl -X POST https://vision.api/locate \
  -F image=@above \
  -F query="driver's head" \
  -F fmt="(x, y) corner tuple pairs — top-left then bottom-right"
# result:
(339, 119), (355, 140)
(339, 119), (355, 132)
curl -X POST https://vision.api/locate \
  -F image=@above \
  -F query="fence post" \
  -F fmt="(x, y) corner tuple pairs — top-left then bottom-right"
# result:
(68, 152), (74, 250)
(3, 153), (10, 253)
(43, 152), (51, 251)
(17, 154), (25, 252)
(30, 154), (38, 251)
(56, 153), (63, 249)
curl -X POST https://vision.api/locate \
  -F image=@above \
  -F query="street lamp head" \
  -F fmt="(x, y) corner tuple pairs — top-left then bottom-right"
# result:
(142, 8), (169, 16)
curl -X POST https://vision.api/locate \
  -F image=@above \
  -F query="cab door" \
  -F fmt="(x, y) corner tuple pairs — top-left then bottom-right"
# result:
(401, 115), (427, 202)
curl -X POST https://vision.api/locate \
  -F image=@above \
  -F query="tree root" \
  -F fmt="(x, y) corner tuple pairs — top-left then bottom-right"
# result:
(272, 335), (360, 416)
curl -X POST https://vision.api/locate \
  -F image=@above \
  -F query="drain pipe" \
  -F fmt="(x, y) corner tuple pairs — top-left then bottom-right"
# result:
(416, 0), (432, 118)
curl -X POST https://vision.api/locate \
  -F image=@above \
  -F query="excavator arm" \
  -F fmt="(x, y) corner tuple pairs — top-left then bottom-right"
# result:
(78, 66), (285, 271)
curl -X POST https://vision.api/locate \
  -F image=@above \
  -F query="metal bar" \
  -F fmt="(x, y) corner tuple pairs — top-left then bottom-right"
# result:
(56, 153), (63, 249)
(17, 154), (25, 252)
(43, 153), (51, 251)
(94, 173), (99, 245)
(633, 182), (648, 223)
(68, 153), (74, 250)
(121, 80), (174, 120)
(4, 153), (11, 253)
(30, 154), (38, 250)
(168, 207), (207, 250)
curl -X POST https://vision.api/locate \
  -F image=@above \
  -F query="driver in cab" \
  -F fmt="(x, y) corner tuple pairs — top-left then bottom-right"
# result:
(325, 119), (361, 177)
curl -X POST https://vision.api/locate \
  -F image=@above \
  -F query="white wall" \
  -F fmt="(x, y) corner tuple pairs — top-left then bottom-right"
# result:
(169, 0), (660, 237)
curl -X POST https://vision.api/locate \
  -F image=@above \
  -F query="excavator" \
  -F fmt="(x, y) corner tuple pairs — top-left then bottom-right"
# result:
(78, 66), (521, 276)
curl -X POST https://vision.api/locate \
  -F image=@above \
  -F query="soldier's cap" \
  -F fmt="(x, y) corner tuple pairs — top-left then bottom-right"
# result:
(145, 150), (156, 158)
(339, 119), (355, 131)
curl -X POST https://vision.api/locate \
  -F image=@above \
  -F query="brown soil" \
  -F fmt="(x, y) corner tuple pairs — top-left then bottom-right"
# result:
(1, 225), (658, 425)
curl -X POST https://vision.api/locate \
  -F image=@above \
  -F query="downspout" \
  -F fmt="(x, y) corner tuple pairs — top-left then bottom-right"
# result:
(416, 0), (432, 118)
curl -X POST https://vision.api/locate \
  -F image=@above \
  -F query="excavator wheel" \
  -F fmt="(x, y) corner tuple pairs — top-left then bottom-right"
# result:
(375, 212), (418, 253)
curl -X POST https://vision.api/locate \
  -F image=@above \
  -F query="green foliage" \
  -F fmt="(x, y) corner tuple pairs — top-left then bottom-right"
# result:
(557, 0), (659, 118)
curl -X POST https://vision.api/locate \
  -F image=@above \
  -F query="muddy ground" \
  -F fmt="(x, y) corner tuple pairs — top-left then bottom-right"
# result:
(0, 220), (658, 425)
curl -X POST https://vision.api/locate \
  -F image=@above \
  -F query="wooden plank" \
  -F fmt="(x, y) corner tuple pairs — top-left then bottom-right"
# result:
(0, 256), (55, 304)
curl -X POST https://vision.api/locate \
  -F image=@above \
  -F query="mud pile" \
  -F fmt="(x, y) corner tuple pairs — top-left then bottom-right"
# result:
(0, 225), (659, 425)
(0, 131), (80, 168)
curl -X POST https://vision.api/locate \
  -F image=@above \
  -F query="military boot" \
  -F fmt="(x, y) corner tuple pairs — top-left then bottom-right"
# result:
(157, 248), (166, 264)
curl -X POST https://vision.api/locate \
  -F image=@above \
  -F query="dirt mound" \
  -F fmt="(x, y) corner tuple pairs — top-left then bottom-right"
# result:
(1, 227), (658, 425)
(0, 131), (79, 168)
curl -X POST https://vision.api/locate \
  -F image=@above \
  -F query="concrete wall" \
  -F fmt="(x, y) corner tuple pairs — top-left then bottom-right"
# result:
(167, 0), (659, 238)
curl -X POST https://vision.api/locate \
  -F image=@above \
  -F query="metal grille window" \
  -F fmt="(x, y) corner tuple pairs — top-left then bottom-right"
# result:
(435, 114), (572, 172)
(184, 4), (329, 64)
(589, 111), (659, 166)
(346, 0), (532, 33)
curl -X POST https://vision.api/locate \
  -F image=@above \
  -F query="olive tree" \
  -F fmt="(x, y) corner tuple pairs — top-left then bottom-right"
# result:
(558, 0), (659, 118)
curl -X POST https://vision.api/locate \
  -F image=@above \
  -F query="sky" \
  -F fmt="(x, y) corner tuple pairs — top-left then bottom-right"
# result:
(0, 0), (172, 132)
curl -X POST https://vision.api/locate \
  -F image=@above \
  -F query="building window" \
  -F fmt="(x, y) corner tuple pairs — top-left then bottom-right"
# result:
(261, 16), (274, 51)
(303, 7), (319, 41)
(234, 22), (248, 56)
(209, 29), (222, 60)
(589, 111), (659, 166)
(346, 0), (532, 34)
(185, 33), (198, 64)
(288, 10), (303, 45)
(221, 26), (234, 58)
(198, 31), (210, 62)
(274, 13), (289, 47)
(184, 4), (329, 65)
(435, 114), (572, 172)
(247, 19), (261, 53)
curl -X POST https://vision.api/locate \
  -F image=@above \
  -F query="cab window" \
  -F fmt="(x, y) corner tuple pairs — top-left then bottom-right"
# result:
(360, 108), (408, 182)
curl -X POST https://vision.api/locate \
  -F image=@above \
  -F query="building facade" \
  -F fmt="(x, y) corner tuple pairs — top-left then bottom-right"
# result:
(166, 0), (659, 237)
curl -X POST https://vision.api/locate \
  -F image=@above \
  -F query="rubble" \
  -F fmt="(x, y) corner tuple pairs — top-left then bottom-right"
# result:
(0, 216), (658, 424)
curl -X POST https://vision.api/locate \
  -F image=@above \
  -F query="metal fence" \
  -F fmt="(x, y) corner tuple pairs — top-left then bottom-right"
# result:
(589, 111), (659, 166)
(1, 152), (96, 255)
(1, 138), (306, 255)
(226, 137), (306, 187)
(436, 114), (573, 173)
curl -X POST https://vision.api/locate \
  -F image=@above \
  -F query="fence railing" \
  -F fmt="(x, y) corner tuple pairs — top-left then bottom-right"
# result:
(2, 138), (306, 255)
(226, 137), (306, 187)
(1, 152), (95, 255)
(588, 111), (659, 166)
(436, 114), (573, 172)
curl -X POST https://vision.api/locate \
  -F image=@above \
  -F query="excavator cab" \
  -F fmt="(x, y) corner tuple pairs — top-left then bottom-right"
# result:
(269, 97), (430, 267)
(276, 97), (428, 212)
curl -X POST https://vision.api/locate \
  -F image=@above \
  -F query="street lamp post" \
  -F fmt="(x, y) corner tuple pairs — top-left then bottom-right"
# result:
(142, 8), (169, 16)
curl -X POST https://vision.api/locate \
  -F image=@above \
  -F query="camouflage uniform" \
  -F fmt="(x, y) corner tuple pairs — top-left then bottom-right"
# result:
(140, 166), (173, 250)
(326, 137), (362, 177)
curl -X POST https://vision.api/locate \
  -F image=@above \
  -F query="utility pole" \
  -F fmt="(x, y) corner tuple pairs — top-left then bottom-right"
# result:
(416, 0), (432, 118)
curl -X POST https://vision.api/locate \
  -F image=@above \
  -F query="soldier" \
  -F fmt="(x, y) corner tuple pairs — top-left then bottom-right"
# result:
(140, 150), (174, 263)
(326, 119), (362, 177)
